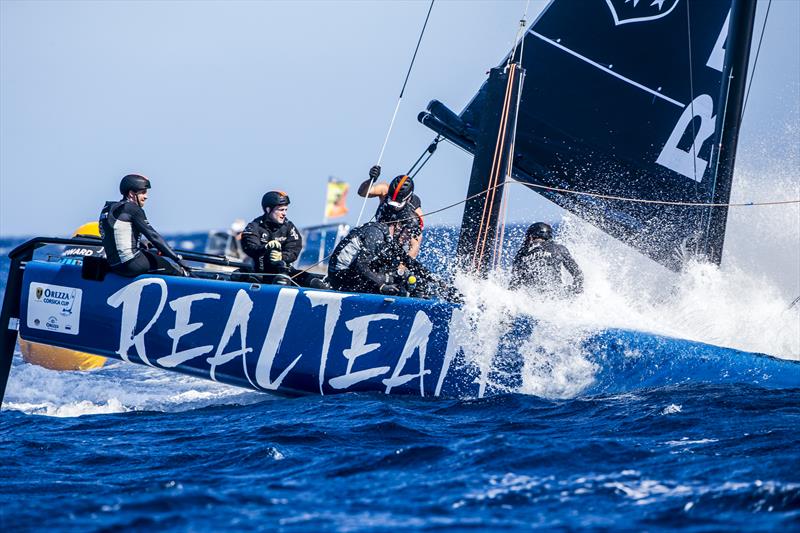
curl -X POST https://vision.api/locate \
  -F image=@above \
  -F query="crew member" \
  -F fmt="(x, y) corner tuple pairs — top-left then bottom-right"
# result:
(358, 166), (424, 258)
(510, 222), (584, 296)
(241, 190), (303, 278)
(327, 210), (443, 298)
(99, 174), (189, 277)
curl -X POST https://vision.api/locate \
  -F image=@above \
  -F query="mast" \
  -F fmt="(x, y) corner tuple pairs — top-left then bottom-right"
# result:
(703, 0), (759, 264)
(455, 64), (525, 273)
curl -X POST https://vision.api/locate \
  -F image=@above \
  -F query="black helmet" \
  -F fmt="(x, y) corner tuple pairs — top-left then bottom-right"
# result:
(119, 174), (151, 196)
(261, 190), (290, 211)
(526, 222), (553, 241)
(386, 175), (414, 209)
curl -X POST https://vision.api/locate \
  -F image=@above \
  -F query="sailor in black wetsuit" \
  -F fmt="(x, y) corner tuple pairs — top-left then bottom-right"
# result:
(99, 174), (189, 278)
(327, 209), (448, 298)
(241, 191), (303, 280)
(510, 222), (584, 297)
(359, 167), (425, 258)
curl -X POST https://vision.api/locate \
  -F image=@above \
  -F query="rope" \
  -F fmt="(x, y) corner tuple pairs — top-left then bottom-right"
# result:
(505, 0), (531, 68)
(407, 137), (440, 177)
(411, 181), (798, 228)
(482, 3), (531, 271)
(508, 180), (800, 208)
(355, 0), (436, 227)
(494, 9), (530, 269)
(741, 0), (772, 121)
(474, 63), (518, 271)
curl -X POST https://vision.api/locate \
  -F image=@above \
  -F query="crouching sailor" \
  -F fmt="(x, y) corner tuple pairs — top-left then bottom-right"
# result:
(327, 210), (453, 299)
(99, 174), (190, 277)
(510, 222), (583, 297)
(241, 191), (304, 283)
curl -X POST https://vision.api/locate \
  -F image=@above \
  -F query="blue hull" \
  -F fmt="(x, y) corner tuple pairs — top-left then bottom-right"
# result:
(18, 261), (800, 398)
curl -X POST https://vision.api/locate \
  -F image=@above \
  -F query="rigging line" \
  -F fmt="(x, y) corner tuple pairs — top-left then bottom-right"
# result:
(399, 0), (436, 100)
(495, 54), (527, 269)
(505, 0), (532, 68)
(356, 0), (436, 227)
(406, 136), (441, 176)
(376, 0), (436, 159)
(491, 1), (530, 270)
(472, 70), (513, 269)
(480, 63), (518, 263)
(491, 155), (512, 271)
(685, 2), (699, 184)
(493, 158), (515, 270)
(704, 71), (735, 248)
(474, 64), (517, 271)
(514, 181), (800, 208)
(410, 150), (436, 179)
(685, 0), (702, 256)
(741, 0), (772, 121)
(417, 181), (798, 225)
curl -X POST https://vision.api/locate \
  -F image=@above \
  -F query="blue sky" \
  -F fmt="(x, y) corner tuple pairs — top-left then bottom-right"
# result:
(1, 0), (797, 238)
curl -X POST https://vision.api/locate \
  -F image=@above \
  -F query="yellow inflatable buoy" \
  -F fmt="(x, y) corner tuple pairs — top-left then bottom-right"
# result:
(19, 222), (108, 371)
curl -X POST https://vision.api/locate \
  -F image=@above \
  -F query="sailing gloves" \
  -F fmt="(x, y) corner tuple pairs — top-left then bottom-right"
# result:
(369, 165), (381, 180)
(266, 240), (282, 262)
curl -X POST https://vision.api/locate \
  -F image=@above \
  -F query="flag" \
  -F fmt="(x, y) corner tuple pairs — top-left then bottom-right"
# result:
(325, 179), (349, 220)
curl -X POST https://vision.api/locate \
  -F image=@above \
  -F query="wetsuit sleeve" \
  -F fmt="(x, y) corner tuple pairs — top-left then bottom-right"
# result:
(131, 206), (182, 263)
(558, 245), (584, 290)
(241, 222), (267, 259)
(352, 226), (390, 287)
(281, 222), (303, 264)
(409, 194), (422, 210)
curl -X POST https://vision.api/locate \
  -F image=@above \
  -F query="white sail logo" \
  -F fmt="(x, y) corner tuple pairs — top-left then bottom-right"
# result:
(605, 0), (681, 26)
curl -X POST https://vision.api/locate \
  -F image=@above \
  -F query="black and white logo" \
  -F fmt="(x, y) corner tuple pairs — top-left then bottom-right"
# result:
(605, 0), (681, 26)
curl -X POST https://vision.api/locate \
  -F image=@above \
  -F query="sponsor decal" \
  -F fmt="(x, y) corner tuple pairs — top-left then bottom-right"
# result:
(27, 283), (82, 335)
(62, 247), (98, 257)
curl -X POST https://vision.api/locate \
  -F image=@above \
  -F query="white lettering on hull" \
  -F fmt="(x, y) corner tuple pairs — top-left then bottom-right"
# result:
(104, 280), (458, 396)
(107, 278), (167, 366)
(435, 308), (467, 397)
(329, 313), (397, 390)
(207, 289), (255, 385)
(159, 293), (219, 368)
(383, 311), (433, 395)
(306, 291), (353, 394)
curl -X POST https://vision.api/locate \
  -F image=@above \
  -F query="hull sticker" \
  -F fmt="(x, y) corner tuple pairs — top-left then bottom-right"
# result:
(27, 282), (82, 335)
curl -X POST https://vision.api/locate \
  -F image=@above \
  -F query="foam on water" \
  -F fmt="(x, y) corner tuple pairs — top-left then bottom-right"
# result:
(445, 166), (799, 397)
(3, 356), (266, 417)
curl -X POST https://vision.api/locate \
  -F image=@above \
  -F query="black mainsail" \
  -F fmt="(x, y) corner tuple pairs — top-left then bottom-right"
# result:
(420, 0), (757, 271)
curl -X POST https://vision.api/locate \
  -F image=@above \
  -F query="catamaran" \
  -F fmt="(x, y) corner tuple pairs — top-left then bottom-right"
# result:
(1, 0), (797, 404)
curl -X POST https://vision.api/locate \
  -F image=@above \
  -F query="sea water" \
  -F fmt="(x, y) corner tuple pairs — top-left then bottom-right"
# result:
(1, 194), (798, 530)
